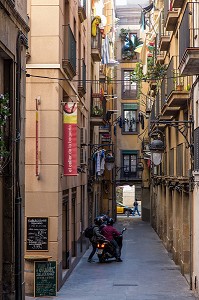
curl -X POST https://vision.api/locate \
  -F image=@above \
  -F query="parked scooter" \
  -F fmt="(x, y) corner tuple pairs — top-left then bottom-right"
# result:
(96, 228), (127, 263)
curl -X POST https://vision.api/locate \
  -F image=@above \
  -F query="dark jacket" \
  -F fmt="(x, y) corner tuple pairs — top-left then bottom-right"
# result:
(101, 225), (121, 241)
(90, 225), (105, 243)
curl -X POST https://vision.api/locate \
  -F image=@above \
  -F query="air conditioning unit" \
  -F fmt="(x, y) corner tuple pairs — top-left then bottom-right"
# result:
(80, 148), (87, 165)
(80, 127), (87, 146)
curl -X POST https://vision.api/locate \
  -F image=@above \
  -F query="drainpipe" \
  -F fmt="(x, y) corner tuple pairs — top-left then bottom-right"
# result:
(15, 31), (27, 300)
(189, 77), (199, 290)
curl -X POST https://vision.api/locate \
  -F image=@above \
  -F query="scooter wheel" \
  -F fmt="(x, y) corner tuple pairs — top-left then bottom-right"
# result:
(98, 255), (105, 263)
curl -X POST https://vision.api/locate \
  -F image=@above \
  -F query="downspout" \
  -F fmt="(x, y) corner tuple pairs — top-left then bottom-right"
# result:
(15, 31), (27, 300)
(189, 76), (199, 290)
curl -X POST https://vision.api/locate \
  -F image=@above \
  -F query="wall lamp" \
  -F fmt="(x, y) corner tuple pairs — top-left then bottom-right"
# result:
(105, 152), (115, 170)
(149, 129), (165, 166)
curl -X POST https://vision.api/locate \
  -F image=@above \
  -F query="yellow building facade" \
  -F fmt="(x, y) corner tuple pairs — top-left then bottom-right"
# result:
(141, 0), (199, 291)
(25, 0), (116, 294)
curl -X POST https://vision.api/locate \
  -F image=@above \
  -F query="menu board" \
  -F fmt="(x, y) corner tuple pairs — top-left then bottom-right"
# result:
(27, 217), (48, 251)
(34, 261), (57, 297)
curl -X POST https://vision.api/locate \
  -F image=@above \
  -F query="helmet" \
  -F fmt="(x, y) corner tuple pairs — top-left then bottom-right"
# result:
(100, 214), (108, 223)
(94, 217), (102, 226)
(107, 218), (114, 226)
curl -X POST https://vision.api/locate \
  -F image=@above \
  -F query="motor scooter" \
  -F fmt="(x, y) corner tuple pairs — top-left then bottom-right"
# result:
(96, 228), (126, 263)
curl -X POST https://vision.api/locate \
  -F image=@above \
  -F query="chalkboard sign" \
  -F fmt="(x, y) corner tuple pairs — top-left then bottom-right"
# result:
(27, 217), (48, 251)
(34, 261), (57, 297)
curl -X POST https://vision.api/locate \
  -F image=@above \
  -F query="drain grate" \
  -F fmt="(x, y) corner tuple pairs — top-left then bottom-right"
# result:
(113, 283), (138, 287)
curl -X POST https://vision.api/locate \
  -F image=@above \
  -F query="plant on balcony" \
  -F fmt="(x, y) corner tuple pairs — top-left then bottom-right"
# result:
(0, 93), (10, 172)
(119, 29), (143, 60)
(131, 62), (144, 96)
(147, 62), (167, 81)
(92, 105), (103, 116)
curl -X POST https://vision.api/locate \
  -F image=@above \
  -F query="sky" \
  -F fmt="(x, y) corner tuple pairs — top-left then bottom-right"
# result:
(115, 0), (149, 6)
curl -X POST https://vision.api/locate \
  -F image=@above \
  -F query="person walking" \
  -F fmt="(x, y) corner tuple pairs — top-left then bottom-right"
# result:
(132, 199), (140, 216)
(87, 217), (105, 263)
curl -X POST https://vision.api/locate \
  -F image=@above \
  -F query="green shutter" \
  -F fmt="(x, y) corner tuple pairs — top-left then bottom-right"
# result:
(122, 150), (138, 155)
(123, 104), (138, 110)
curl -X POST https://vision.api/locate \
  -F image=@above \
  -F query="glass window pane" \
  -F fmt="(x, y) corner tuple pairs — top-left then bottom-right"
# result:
(124, 110), (136, 132)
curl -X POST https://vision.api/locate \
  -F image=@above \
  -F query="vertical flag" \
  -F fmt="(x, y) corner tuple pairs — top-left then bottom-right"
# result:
(63, 102), (77, 176)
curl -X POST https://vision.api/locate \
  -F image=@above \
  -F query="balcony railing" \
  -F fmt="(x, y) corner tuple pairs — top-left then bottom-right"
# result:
(78, 0), (86, 23)
(90, 83), (106, 125)
(160, 56), (190, 112)
(179, 2), (199, 75)
(159, 12), (171, 51)
(62, 25), (76, 79)
(78, 59), (86, 97)
(164, 0), (178, 32)
(172, 0), (185, 8)
(116, 167), (142, 181)
(161, 78), (166, 109)
(91, 27), (102, 62)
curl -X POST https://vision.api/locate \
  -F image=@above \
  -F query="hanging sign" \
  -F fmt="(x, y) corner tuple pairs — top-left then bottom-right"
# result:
(63, 102), (77, 176)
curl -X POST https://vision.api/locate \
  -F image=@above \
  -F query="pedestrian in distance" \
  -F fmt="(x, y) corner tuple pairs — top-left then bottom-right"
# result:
(132, 199), (141, 216)
(87, 217), (106, 263)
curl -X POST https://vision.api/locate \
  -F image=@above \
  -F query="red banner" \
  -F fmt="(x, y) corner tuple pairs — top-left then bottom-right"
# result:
(63, 103), (77, 176)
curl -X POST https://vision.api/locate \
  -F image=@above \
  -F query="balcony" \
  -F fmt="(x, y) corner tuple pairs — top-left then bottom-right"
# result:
(91, 27), (102, 62)
(78, 0), (86, 23)
(172, 0), (185, 8)
(156, 54), (164, 64)
(161, 56), (190, 115)
(159, 35), (170, 52)
(90, 84), (106, 126)
(165, 10), (178, 32)
(62, 25), (76, 80)
(78, 59), (86, 97)
(179, 2), (199, 75)
(116, 167), (142, 183)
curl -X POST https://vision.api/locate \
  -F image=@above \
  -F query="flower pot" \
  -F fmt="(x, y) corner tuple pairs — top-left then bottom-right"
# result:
(176, 84), (183, 91)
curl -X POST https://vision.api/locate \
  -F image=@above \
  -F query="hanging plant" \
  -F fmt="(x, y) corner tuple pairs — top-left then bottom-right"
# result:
(0, 93), (10, 160)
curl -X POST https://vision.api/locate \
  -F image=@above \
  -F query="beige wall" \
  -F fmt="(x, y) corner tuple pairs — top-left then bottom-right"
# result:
(25, 0), (90, 291)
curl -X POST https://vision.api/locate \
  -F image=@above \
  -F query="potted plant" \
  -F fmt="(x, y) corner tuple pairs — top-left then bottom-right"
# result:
(92, 106), (103, 116)
(119, 29), (143, 60)
(176, 79), (184, 91)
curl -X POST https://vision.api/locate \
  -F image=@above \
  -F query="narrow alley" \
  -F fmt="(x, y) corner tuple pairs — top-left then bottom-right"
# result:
(26, 218), (197, 300)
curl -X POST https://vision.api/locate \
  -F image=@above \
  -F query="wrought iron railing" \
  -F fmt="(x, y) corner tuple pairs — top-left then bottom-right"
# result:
(91, 27), (102, 52)
(161, 78), (166, 109)
(78, 59), (86, 92)
(179, 2), (199, 63)
(63, 25), (76, 73)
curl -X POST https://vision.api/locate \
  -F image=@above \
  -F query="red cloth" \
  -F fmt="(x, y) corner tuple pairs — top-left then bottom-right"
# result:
(101, 225), (121, 241)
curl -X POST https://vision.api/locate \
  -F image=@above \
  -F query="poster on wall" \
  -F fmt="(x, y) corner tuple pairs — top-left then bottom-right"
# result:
(63, 102), (77, 176)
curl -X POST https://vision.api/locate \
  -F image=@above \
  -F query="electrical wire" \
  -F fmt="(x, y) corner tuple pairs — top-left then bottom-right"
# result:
(26, 73), (193, 83)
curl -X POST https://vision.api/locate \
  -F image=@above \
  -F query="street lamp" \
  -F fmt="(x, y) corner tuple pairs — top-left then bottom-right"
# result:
(105, 152), (115, 170)
(149, 138), (165, 166)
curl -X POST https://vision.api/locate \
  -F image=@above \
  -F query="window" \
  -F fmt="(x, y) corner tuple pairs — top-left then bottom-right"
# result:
(122, 70), (137, 99)
(121, 32), (138, 61)
(121, 151), (138, 178)
(122, 103), (138, 133)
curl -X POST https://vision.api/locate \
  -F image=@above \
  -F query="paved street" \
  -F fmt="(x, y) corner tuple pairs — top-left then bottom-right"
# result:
(26, 217), (198, 300)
